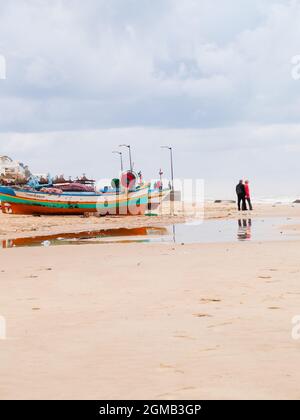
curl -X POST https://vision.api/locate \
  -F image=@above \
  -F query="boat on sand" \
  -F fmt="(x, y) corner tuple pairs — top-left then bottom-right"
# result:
(148, 188), (171, 210)
(0, 185), (149, 216)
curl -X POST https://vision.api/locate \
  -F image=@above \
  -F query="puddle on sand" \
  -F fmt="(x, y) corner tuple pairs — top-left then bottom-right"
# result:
(1, 218), (300, 249)
(1, 227), (168, 249)
(170, 217), (300, 244)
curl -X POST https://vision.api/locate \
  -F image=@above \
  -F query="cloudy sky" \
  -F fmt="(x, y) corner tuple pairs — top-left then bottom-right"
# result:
(1, 0), (300, 199)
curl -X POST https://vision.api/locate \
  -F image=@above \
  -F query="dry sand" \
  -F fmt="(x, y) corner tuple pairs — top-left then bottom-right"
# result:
(0, 202), (300, 400)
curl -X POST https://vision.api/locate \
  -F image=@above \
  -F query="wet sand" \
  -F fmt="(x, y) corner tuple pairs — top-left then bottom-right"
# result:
(0, 202), (300, 400)
(1, 201), (300, 240)
(1, 241), (300, 399)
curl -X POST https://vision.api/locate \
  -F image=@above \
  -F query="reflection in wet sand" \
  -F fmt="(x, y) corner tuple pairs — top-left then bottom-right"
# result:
(2, 217), (300, 249)
(1, 227), (168, 249)
(237, 219), (252, 241)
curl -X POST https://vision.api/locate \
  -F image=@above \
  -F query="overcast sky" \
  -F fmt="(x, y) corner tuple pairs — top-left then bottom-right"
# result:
(1, 0), (300, 199)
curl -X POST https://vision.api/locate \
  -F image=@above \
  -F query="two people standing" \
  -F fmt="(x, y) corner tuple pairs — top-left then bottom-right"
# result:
(236, 180), (253, 211)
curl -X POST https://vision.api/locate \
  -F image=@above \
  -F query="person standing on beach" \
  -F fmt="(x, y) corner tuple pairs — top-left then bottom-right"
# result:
(245, 180), (253, 211)
(236, 180), (247, 211)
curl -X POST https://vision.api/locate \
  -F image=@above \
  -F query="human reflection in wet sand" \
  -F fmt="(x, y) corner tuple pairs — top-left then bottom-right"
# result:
(172, 224), (176, 243)
(237, 219), (252, 241)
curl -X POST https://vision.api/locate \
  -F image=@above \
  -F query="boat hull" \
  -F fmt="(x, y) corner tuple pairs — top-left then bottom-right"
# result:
(0, 186), (149, 216)
(148, 188), (171, 210)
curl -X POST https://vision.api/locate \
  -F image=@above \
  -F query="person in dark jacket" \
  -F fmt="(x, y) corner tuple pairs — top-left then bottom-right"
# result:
(236, 180), (247, 211)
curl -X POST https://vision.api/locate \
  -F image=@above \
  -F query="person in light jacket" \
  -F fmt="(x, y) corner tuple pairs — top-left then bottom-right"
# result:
(244, 180), (253, 211)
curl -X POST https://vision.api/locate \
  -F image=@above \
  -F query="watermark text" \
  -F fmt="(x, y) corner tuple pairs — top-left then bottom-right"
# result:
(292, 315), (300, 340)
(0, 54), (6, 80)
(0, 316), (6, 340)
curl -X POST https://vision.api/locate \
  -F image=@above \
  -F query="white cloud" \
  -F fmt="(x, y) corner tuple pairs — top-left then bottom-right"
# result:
(0, 0), (300, 197)
(1, 123), (300, 199)
(0, 0), (298, 130)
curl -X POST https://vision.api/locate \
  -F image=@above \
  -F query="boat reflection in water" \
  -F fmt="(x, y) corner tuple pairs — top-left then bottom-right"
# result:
(1, 227), (168, 249)
(237, 219), (252, 241)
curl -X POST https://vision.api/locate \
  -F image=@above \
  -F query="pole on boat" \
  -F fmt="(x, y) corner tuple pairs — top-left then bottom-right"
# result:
(159, 168), (163, 185)
(119, 144), (133, 172)
(112, 151), (124, 172)
(161, 146), (174, 191)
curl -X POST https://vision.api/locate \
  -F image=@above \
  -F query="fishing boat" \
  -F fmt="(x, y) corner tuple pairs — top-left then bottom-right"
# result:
(0, 184), (150, 216)
(148, 187), (171, 210)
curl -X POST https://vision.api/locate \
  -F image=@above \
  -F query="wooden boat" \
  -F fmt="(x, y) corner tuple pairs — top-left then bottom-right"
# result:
(0, 185), (149, 216)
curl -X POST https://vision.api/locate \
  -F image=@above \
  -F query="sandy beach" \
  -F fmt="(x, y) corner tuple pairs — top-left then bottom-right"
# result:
(0, 202), (300, 400)
(2, 0), (300, 405)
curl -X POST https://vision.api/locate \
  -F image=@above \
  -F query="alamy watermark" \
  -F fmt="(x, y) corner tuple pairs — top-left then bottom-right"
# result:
(94, 177), (205, 218)
(0, 54), (6, 80)
(291, 55), (300, 80)
(292, 315), (300, 340)
(0, 316), (6, 340)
